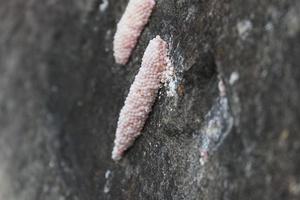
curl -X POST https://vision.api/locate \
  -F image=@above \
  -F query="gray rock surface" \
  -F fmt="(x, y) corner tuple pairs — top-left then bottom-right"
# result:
(0, 0), (299, 199)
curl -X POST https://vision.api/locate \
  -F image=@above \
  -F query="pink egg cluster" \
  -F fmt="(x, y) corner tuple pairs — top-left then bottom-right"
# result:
(113, 0), (156, 65)
(112, 36), (168, 161)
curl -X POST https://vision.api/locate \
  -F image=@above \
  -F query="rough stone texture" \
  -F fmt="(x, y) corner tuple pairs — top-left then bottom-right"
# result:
(0, 0), (299, 200)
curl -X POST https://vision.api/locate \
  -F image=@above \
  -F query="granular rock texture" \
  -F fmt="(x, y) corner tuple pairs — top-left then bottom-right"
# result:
(0, 0), (299, 200)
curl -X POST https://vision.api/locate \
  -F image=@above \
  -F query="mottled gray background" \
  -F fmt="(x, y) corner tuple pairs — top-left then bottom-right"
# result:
(0, 0), (299, 199)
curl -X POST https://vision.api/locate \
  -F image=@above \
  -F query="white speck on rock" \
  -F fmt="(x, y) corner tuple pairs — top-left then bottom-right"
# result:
(103, 170), (112, 194)
(199, 149), (208, 166)
(99, 0), (109, 12)
(229, 71), (239, 85)
(166, 77), (177, 97)
(265, 22), (274, 32)
(105, 170), (111, 179)
(185, 6), (196, 21)
(162, 56), (177, 98)
(218, 79), (226, 97)
(237, 20), (253, 39)
(105, 30), (112, 40)
(103, 185), (110, 193)
(289, 179), (300, 195)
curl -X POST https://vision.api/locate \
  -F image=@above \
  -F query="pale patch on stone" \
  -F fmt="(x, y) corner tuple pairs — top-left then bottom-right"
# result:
(198, 94), (233, 165)
(99, 0), (109, 12)
(265, 22), (274, 32)
(229, 71), (239, 85)
(218, 79), (226, 97)
(237, 20), (252, 39)
(103, 170), (112, 193)
(161, 55), (177, 98)
(166, 77), (178, 97)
